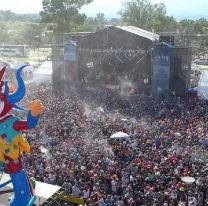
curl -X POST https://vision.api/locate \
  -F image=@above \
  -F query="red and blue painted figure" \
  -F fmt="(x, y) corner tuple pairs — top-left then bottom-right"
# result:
(0, 65), (44, 206)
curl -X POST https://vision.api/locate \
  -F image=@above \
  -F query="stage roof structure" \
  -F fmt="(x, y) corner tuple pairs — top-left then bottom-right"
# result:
(116, 26), (159, 41)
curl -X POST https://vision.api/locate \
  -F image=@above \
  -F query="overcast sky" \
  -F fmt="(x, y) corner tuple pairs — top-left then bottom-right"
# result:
(0, 0), (207, 19)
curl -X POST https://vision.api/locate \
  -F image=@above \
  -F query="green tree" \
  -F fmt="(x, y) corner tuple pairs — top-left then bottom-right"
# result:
(150, 3), (176, 32)
(94, 13), (107, 30)
(120, 0), (176, 32)
(78, 13), (108, 32)
(22, 23), (45, 44)
(95, 13), (106, 25)
(40, 0), (93, 33)
(0, 21), (9, 42)
(193, 18), (208, 34)
(108, 18), (122, 26)
(178, 19), (195, 34)
(121, 0), (154, 30)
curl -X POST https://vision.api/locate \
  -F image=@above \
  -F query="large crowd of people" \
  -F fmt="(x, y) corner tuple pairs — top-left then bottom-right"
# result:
(9, 81), (208, 205)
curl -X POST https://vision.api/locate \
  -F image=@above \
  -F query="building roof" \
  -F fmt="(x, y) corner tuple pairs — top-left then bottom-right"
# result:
(0, 44), (29, 47)
(116, 26), (159, 41)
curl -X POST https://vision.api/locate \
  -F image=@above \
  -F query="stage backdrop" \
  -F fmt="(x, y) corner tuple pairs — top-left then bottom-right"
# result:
(64, 41), (78, 86)
(152, 45), (173, 96)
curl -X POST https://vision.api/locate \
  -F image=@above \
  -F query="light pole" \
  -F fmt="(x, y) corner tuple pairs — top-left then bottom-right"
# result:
(181, 176), (195, 206)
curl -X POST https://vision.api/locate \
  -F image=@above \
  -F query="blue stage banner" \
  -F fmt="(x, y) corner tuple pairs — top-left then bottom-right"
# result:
(154, 46), (171, 65)
(152, 46), (173, 96)
(64, 41), (77, 62)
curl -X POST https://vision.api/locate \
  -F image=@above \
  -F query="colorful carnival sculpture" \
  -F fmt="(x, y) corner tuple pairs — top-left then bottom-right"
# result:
(0, 65), (44, 206)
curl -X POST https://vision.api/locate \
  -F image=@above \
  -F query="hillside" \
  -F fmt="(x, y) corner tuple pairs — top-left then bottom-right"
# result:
(0, 10), (39, 22)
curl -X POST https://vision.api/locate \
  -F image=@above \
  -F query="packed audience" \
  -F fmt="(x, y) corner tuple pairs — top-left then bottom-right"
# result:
(10, 82), (208, 206)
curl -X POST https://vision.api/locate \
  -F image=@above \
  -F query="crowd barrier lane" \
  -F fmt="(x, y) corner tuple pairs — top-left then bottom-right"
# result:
(58, 194), (85, 205)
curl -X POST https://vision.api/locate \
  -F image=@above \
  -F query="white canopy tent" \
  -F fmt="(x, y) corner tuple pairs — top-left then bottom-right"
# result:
(197, 70), (208, 99)
(33, 61), (52, 84)
(187, 70), (208, 99)
(0, 173), (61, 205)
(96, 107), (104, 113)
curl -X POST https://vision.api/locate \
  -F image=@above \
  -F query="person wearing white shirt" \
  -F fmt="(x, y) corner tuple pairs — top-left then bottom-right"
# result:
(82, 186), (90, 199)
(72, 183), (81, 196)
(111, 179), (117, 193)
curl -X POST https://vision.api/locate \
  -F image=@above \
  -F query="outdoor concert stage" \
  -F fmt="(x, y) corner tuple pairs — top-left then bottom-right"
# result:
(0, 173), (61, 206)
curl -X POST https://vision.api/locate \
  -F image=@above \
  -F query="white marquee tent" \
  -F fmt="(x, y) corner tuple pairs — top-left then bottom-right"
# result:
(33, 61), (52, 84)
(197, 70), (208, 99)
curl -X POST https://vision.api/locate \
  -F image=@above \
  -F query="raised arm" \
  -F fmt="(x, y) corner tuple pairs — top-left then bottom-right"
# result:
(13, 100), (44, 131)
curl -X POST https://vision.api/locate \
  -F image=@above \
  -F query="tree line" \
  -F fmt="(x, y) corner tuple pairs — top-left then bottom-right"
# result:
(39, 0), (208, 34)
(0, 0), (208, 47)
(0, 10), (39, 22)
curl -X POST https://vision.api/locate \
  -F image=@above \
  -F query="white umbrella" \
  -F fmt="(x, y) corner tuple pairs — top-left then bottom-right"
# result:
(175, 132), (181, 136)
(181, 176), (195, 185)
(97, 107), (104, 113)
(110, 132), (130, 140)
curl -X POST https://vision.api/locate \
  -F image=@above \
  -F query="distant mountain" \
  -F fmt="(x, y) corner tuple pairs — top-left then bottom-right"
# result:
(0, 10), (40, 22)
